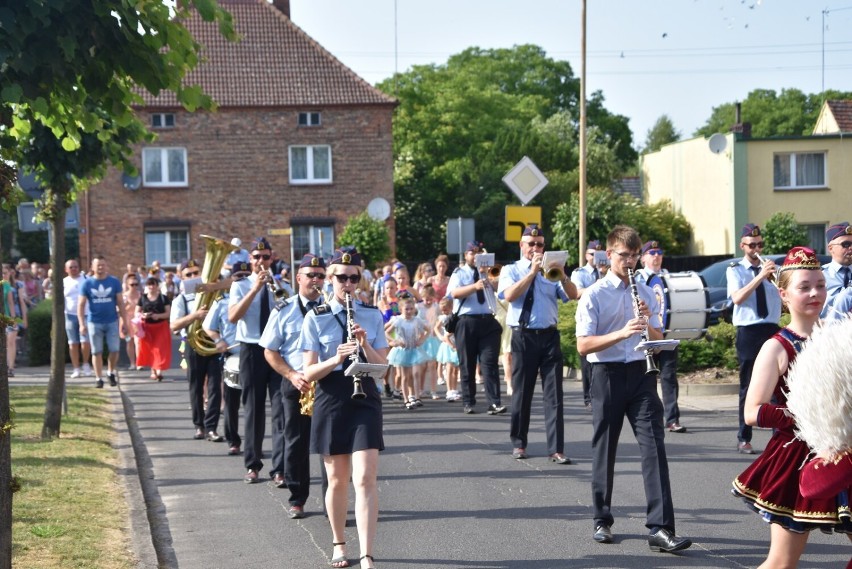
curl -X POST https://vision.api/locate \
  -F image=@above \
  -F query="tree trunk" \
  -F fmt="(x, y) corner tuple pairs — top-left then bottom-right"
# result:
(41, 210), (67, 439)
(1, 252), (14, 569)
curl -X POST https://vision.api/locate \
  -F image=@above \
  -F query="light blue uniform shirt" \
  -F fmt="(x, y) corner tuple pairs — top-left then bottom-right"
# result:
(570, 264), (599, 290)
(259, 294), (314, 371)
(497, 257), (569, 328)
(229, 274), (269, 344)
(446, 264), (491, 316)
(225, 248), (249, 266)
(824, 287), (852, 321)
(726, 258), (782, 327)
(202, 296), (239, 355)
(821, 261), (852, 319)
(575, 271), (662, 364)
(298, 297), (388, 372)
(169, 291), (197, 339)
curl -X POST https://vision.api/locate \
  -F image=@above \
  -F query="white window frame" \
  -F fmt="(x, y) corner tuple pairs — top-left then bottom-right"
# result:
(298, 112), (321, 127)
(291, 225), (334, 262)
(289, 145), (332, 185)
(773, 151), (827, 190)
(151, 113), (175, 128)
(144, 228), (190, 268)
(142, 147), (188, 187)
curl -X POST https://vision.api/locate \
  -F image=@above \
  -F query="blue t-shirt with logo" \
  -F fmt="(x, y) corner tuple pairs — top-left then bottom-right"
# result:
(80, 275), (122, 324)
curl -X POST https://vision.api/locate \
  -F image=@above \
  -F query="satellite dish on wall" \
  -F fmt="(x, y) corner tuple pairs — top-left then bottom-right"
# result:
(367, 197), (391, 221)
(122, 172), (142, 190)
(708, 133), (728, 154)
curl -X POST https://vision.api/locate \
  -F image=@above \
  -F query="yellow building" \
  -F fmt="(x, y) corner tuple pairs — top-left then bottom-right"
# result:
(642, 101), (852, 255)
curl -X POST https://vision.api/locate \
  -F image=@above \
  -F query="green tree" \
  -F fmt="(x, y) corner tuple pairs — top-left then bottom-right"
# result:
(551, 187), (691, 265)
(643, 115), (681, 153)
(0, 3), (235, 561)
(762, 212), (809, 254)
(695, 88), (852, 138)
(337, 212), (391, 267)
(377, 45), (636, 261)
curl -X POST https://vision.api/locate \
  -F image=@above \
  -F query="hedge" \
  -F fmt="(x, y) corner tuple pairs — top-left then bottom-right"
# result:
(27, 299), (57, 366)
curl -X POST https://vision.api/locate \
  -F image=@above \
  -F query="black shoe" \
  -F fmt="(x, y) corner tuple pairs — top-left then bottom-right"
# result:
(108, 372), (117, 387)
(593, 524), (613, 544)
(549, 453), (572, 465)
(487, 404), (507, 415)
(193, 428), (204, 440)
(206, 431), (224, 442)
(383, 384), (392, 398)
(648, 528), (692, 553)
(287, 505), (304, 519)
(512, 448), (527, 459)
(463, 406), (476, 414)
(95, 378), (104, 388)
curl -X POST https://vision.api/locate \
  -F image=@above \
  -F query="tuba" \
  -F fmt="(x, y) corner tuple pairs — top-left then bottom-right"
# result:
(187, 235), (234, 357)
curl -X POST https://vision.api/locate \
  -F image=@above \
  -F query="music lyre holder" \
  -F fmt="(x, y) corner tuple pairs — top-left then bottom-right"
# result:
(345, 362), (390, 378)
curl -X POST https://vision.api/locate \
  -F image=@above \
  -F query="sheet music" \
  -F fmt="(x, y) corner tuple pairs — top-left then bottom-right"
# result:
(634, 340), (680, 352)
(542, 250), (568, 271)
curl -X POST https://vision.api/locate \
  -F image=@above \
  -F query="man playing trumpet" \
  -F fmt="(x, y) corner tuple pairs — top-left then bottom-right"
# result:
(260, 254), (327, 519)
(498, 224), (578, 463)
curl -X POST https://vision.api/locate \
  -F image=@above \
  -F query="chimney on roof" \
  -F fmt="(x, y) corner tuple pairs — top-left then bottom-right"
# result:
(730, 101), (752, 139)
(272, 0), (290, 18)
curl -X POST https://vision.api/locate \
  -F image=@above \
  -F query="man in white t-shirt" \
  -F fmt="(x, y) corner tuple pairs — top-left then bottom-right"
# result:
(63, 259), (91, 378)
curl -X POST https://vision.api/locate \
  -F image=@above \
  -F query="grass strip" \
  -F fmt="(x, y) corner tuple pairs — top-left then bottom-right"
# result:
(10, 386), (134, 569)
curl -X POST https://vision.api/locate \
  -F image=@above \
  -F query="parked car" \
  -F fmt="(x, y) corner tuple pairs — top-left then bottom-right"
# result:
(698, 254), (831, 325)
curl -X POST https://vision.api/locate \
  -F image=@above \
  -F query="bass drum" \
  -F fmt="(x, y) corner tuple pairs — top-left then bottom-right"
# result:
(655, 272), (710, 340)
(223, 354), (241, 389)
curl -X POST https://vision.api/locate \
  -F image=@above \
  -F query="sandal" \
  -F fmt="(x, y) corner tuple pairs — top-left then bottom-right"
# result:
(330, 542), (349, 568)
(360, 554), (375, 568)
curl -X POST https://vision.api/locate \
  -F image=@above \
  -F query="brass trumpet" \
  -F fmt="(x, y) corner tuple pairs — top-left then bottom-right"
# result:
(541, 263), (565, 282)
(487, 264), (502, 279)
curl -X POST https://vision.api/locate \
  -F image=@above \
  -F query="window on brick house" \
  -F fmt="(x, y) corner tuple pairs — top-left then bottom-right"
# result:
(289, 145), (332, 184)
(143, 147), (188, 187)
(292, 225), (334, 261)
(145, 229), (189, 268)
(773, 152), (826, 190)
(298, 112), (321, 126)
(152, 113), (175, 128)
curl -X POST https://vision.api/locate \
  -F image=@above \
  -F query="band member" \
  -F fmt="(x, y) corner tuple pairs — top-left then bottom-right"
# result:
(260, 254), (326, 519)
(299, 246), (388, 569)
(446, 241), (505, 415)
(169, 259), (223, 441)
(726, 223), (781, 454)
(635, 240), (685, 433)
(498, 224), (577, 462)
(203, 261), (252, 456)
(571, 240), (604, 408)
(228, 237), (284, 484)
(821, 221), (852, 319)
(732, 247), (851, 568)
(576, 225), (691, 553)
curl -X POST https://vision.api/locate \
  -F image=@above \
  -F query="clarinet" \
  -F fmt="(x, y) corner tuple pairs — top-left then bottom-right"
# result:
(345, 292), (367, 400)
(627, 268), (660, 376)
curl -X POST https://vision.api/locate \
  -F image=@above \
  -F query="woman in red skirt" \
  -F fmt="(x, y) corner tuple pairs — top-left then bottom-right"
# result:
(135, 277), (172, 380)
(732, 247), (851, 568)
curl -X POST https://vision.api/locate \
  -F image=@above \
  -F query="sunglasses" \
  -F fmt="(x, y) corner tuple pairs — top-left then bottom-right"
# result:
(831, 240), (852, 249)
(645, 250), (664, 256)
(184, 271), (201, 278)
(128, 283), (139, 287)
(252, 254), (271, 260)
(334, 274), (361, 284)
(301, 272), (325, 279)
(612, 251), (641, 259)
(523, 241), (545, 248)
(743, 242), (764, 249)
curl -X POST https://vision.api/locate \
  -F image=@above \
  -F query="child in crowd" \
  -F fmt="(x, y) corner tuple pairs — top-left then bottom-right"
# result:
(378, 276), (399, 323)
(434, 297), (460, 401)
(385, 295), (429, 410)
(418, 285), (441, 399)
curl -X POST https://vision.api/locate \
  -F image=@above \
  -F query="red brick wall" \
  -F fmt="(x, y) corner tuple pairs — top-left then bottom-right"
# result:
(79, 105), (395, 271)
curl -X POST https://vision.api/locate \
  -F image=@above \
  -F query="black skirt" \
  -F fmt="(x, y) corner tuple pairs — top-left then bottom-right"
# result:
(311, 369), (384, 455)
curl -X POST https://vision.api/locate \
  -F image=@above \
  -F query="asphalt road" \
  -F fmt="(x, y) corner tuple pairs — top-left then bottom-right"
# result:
(14, 365), (851, 569)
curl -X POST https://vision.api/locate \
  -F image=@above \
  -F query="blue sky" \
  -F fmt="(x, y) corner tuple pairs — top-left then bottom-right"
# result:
(292, 0), (852, 148)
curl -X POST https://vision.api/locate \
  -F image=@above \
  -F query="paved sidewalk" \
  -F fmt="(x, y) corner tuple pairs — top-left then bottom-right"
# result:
(9, 365), (849, 568)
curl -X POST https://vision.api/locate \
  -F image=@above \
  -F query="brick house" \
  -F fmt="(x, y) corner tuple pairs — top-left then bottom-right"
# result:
(78, 0), (396, 272)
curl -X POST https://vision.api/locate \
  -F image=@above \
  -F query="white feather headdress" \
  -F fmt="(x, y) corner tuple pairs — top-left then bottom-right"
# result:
(785, 315), (852, 456)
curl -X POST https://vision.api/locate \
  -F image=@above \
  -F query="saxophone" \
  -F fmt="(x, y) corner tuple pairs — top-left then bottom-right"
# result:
(299, 286), (326, 416)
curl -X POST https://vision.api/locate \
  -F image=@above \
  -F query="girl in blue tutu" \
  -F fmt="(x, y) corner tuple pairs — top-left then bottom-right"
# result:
(434, 297), (461, 401)
(385, 294), (429, 410)
(417, 285), (441, 399)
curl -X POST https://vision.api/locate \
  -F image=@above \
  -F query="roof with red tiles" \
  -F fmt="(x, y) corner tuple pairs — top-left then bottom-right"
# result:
(139, 0), (396, 108)
(825, 100), (852, 132)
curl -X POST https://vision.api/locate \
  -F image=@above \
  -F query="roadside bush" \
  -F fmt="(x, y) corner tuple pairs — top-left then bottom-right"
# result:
(677, 321), (738, 372)
(27, 299), (56, 366)
(557, 300), (580, 370)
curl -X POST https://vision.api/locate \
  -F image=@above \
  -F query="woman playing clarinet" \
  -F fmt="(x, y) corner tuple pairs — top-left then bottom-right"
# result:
(299, 246), (388, 569)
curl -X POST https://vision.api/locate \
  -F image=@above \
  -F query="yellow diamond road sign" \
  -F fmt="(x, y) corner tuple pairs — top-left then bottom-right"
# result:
(502, 156), (548, 205)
